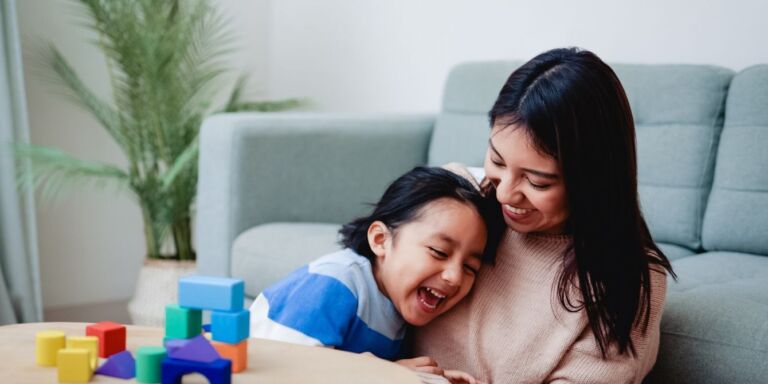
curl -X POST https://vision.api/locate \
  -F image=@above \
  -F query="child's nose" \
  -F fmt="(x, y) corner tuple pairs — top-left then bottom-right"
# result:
(441, 264), (463, 287)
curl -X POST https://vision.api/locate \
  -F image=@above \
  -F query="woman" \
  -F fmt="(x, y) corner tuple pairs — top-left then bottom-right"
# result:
(413, 48), (675, 383)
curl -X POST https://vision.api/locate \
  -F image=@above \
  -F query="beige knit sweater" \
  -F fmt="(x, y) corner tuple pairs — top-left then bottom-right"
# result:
(412, 229), (668, 384)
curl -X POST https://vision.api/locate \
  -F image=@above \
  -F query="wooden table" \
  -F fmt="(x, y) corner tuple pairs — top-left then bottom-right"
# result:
(0, 322), (421, 383)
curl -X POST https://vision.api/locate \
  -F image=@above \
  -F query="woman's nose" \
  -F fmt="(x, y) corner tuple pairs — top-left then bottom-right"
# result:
(495, 176), (522, 204)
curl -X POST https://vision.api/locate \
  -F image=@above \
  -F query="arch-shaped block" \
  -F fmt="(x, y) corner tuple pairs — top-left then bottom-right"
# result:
(161, 357), (231, 384)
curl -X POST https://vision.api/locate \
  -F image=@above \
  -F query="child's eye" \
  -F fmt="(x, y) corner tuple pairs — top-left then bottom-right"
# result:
(428, 247), (448, 258)
(463, 264), (479, 275)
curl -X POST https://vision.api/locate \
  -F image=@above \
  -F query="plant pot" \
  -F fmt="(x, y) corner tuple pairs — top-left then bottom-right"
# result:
(127, 259), (196, 326)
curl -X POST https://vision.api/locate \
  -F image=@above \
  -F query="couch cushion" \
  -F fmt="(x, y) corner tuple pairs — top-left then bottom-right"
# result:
(702, 65), (768, 255)
(614, 65), (733, 250)
(231, 223), (342, 297)
(657, 242), (695, 261)
(647, 252), (768, 383)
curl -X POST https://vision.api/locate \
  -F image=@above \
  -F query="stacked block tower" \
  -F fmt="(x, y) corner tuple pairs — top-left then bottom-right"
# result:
(157, 276), (250, 383)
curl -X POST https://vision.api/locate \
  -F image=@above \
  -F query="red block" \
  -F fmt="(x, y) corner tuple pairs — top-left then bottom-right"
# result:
(86, 321), (126, 358)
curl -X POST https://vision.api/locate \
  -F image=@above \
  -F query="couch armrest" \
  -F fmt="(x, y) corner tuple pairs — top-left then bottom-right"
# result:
(195, 112), (435, 277)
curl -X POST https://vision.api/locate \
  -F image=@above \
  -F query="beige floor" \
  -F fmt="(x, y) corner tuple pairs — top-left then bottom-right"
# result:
(43, 299), (132, 324)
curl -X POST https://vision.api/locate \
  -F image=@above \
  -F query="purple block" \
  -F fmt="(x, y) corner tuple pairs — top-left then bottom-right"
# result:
(167, 335), (220, 363)
(95, 350), (135, 379)
(164, 338), (191, 355)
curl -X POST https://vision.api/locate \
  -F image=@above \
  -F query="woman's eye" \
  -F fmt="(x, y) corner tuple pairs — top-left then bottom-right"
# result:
(527, 178), (551, 191)
(428, 247), (448, 258)
(491, 157), (504, 167)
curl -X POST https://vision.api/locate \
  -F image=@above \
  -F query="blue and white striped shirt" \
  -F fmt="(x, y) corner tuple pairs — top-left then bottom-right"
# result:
(249, 249), (406, 359)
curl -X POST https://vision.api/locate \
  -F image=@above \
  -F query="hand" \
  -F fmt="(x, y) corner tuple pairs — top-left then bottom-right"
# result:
(395, 356), (444, 376)
(444, 369), (486, 384)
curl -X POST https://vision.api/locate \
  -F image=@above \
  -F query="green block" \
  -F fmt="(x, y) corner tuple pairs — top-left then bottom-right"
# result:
(165, 304), (202, 339)
(136, 346), (166, 383)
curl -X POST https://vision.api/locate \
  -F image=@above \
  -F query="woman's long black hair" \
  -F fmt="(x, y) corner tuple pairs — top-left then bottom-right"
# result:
(489, 47), (675, 357)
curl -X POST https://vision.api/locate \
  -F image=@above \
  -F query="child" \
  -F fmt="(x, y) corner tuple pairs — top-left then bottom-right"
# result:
(249, 166), (503, 380)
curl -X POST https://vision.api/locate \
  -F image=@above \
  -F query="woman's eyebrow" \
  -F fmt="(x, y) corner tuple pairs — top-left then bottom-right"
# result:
(488, 139), (503, 159)
(523, 168), (559, 180)
(489, 139), (559, 180)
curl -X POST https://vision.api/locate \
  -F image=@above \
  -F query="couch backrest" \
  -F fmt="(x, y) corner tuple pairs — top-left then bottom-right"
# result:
(427, 61), (520, 167)
(428, 61), (732, 250)
(702, 65), (768, 255)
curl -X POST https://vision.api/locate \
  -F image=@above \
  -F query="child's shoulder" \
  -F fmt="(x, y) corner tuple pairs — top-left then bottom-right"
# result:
(308, 249), (375, 296)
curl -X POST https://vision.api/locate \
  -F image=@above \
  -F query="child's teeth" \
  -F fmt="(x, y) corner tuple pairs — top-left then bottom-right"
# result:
(427, 287), (446, 299)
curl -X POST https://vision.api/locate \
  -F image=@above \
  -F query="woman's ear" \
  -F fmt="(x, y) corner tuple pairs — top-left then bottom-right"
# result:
(367, 221), (390, 258)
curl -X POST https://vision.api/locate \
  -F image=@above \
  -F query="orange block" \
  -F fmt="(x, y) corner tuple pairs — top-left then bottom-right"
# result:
(211, 340), (247, 373)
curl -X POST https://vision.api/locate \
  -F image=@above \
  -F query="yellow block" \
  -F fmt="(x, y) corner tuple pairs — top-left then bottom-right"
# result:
(66, 336), (98, 370)
(57, 348), (93, 383)
(36, 330), (66, 366)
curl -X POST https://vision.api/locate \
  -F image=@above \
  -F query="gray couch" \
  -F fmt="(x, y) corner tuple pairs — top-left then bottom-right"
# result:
(196, 61), (768, 383)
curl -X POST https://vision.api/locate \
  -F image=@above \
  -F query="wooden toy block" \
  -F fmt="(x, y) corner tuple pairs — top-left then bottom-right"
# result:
(178, 276), (244, 312)
(36, 330), (66, 366)
(211, 340), (248, 373)
(57, 348), (93, 383)
(136, 346), (166, 383)
(167, 335), (220, 363)
(211, 310), (250, 343)
(161, 357), (232, 384)
(86, 321), (126, 358)
(94, 350), (135, 379)
(165, 304), (202, 339)
(66, 336), (98, 369)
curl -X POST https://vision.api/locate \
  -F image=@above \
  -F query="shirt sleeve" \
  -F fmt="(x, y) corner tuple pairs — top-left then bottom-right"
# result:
(249, 266), (359, 348)
(546, 268), (668, 384)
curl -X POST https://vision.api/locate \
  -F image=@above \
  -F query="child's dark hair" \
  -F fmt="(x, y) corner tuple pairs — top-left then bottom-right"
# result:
(339, 166), (504, 264)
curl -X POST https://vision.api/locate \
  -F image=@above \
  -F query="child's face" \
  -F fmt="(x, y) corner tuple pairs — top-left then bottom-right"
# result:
(369, 198), (487, 326)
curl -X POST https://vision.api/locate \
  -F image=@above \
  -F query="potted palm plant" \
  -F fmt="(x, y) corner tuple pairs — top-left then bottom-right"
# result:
(16, 0), (298, 324)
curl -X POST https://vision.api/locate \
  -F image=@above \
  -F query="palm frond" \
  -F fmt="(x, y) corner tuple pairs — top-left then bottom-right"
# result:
(14, 143), (130, 201)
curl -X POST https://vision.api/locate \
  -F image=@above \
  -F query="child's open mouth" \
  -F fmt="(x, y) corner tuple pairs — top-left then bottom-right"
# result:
(417, 287), (446, 312)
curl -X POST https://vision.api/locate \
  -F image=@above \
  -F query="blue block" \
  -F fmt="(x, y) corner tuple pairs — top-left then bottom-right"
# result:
(211, 310), (250, 343)
(178, 276), (244, 312)
(161, 358), (231, 384)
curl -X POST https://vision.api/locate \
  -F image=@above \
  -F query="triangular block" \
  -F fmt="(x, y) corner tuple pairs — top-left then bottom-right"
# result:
(95, 350), (135, 379)
(167, 335), (220, 363)
(164, 338), (190, 355)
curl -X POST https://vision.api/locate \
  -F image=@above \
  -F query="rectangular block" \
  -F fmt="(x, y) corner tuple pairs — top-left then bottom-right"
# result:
(66, 336), (98, 369)
(179, 276), (244, 312)
(211, 310), (250, 344)
(212, 340), (248, 373)
(165, 304), (203, 339)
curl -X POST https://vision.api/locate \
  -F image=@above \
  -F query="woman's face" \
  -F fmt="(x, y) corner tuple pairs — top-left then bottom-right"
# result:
(484, 124), (569, 234)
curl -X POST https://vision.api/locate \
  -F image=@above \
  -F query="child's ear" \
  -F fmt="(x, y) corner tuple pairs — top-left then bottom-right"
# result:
(367, 221), (390, 258)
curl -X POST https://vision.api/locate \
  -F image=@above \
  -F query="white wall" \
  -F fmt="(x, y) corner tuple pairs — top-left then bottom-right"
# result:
(18, 0), (271, 309)
(18, 0), (768, 309)
(268, 0), (768, 113)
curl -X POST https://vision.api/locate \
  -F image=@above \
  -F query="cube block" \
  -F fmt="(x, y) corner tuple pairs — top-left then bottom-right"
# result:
(178, 276), (244, 312)
(66, 336), (99, 369)
(211, 310), (250, 343)
(36, 330), (66, 366)
(165, 304), (202, 339)
(86, 321), (126, 358)
(212, 340), (248, 373)
(57, 348), (93, 383)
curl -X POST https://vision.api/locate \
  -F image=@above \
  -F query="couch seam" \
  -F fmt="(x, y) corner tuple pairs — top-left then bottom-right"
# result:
(661, 330), (768, 353)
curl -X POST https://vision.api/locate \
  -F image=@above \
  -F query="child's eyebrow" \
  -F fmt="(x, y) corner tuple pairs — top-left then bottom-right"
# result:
(435, 233), (484, 259)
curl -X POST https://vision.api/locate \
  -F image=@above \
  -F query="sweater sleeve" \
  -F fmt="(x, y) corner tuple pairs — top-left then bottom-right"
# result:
(546, 267), (668, 384)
